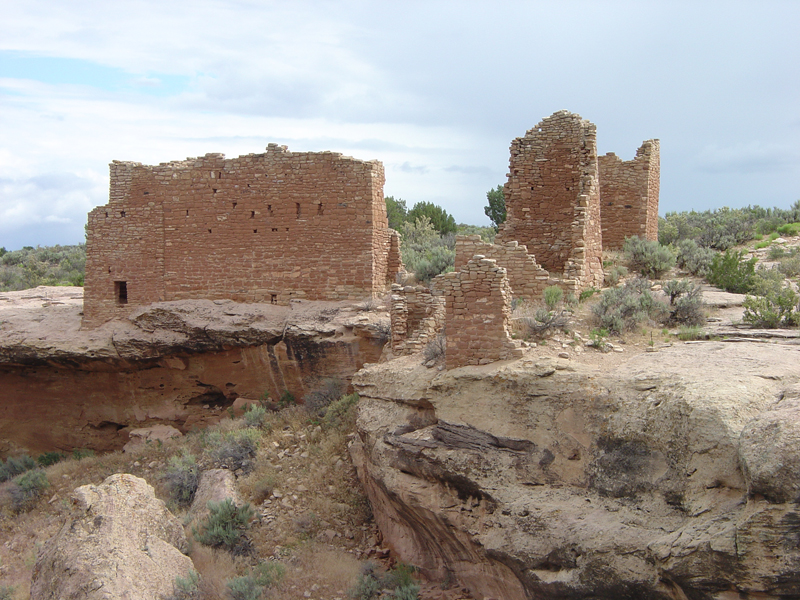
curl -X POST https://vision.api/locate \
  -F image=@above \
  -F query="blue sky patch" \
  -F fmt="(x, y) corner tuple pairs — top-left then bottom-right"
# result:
(0, 51), (191, 97)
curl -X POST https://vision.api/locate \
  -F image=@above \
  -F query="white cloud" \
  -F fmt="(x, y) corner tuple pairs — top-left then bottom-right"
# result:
(1, 0), (799, 248)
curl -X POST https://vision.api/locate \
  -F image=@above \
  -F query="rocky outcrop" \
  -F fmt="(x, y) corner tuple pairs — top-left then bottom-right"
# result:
(351, 343), (800, 600)
(30, 473), (193, 600)
(0, 288), (388, 455)
(187, 468), (242, 524)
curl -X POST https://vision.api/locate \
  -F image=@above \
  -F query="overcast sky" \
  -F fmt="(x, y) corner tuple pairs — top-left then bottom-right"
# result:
(1, 0), (798, 250)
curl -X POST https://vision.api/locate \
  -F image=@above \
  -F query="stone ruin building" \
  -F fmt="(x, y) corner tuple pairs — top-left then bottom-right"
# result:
(83, 112), (658, 370)
(497, 110), (605, 293)
(598, 139), (660, 250)
(391, 110), (659, 369)
(83, 144), (403, 327)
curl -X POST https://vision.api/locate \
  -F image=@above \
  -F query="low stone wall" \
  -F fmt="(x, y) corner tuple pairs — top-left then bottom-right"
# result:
(437, 256), (523, 369)
(390, 284), (445, 356)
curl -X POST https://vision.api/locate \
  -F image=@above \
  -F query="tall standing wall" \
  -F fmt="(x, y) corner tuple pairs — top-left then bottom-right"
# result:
(497, 111), (603, 291)
(84, 145), (398, 327)
(598, 140), (660, 249)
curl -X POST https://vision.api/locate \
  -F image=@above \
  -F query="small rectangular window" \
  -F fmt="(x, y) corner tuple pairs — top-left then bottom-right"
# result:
(115, 281), (128, 305)
(296, 203), (301, 218)
(317, 203), (324, 216)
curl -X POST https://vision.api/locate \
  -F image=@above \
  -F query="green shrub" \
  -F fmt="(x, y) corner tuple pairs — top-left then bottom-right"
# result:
(0, 454), (37, 482)
(225, 561), (285, 600)
(383, 563), (417, 590)
(579, 288), (598, 303)
(399, 217), (455, 283)
(323, 393), (360, 430)
(754, 240), (770, 250)
(0, 586), (17, 600)
(707, 250), (757, 294)
(777, 222), (800, 237)
(422, 333), (446, 363)
(252, 561), (285, 587)
(349, 562), (419, 600)
(226, 576), (262, 600)
(675, 239), (717, 278)
(591, 278), (666, 335)
(604, 265), (628, 287)
(519, 288), (570, 339)
(767, 245), (800, 262)
(72, 448), (95, 460)
(9, 469), (49, 512)
(778, 256), (800, 278)
(243, 403), (268, 428)
(662, 279), (705, 326)
(193, 498), (254, 552)
(0, 244), (86, 292)
(543, 286), (563, 311)
(164, 570), (201, 600)
(350, 562), (383, 600)
(677, 325), (705, 341)
(37, 451), (67, 467)
(742, 277), (800, 328)
(392, 585), (421, 600)
(304, 378), (345, 416)
(210, 430), (258, 473)
(278, 390), (296, 408)
(623, 237), (676, 279)
(163, 452), (200, 507)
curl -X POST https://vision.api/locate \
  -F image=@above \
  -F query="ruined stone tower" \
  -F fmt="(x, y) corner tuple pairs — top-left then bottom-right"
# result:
(598, 139), (660, 249)
(497, 110), (604, 291)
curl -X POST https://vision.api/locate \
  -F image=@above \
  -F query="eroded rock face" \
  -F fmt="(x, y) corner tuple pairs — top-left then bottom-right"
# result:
(30, 473), (193, 600)
(351, 343), (800, 600)
(0, 289), (387, 455)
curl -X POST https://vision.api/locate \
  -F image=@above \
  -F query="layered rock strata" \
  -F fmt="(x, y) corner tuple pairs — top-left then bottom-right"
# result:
(351, 343), (800, 600)
(0, 287), (387, 455)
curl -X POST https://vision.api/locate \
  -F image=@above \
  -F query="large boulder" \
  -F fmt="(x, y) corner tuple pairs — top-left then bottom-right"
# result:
(123, 424), (183, 453)
(352, 343), (800, 600)
(30, 473), (194, 600)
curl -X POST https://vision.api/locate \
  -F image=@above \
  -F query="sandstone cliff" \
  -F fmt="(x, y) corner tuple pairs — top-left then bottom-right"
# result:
(351, 342), (800, 600)
(0, 287), (387, 455)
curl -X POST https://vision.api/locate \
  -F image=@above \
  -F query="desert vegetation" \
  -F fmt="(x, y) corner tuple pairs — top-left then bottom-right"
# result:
(0, 244), (85, 291)
(0, 389), (433, 600)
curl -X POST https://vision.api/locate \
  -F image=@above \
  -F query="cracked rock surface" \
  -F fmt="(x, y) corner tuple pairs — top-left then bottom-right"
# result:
(351, 342), (800, 600)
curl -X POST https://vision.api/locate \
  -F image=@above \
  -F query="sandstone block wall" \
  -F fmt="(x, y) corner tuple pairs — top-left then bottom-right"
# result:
(438, 256), (523, 369)
(84, 144), (401, 327)
(455, 235), (556, 302)
(498, 111), (604, 291)
(598, 140), (660, 249)
(389, 284), (445, 356)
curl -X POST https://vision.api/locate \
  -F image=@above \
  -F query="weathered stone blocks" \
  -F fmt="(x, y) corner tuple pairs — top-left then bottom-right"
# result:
(83, 145), (402, 327)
